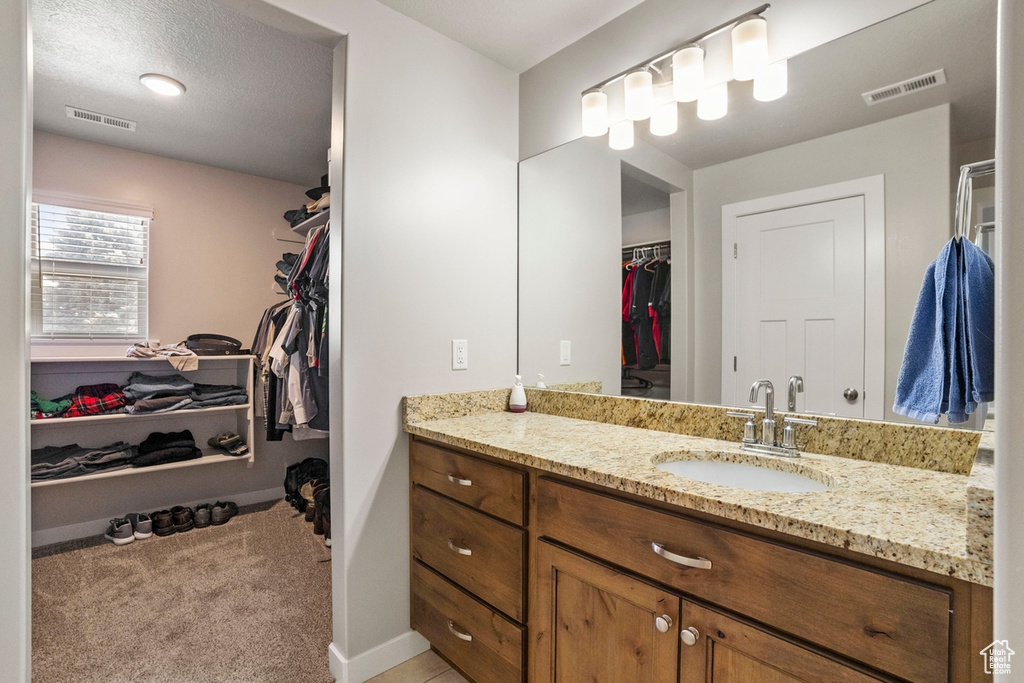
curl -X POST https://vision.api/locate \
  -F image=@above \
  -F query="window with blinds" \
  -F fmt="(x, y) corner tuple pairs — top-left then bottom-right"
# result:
(30, 202), (150, 340)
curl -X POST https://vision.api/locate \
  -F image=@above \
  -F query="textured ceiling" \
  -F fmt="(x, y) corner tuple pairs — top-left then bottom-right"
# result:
(641, 0), (996, 170)
(375, 0), (647, 73)
(32, 0), (334, 187)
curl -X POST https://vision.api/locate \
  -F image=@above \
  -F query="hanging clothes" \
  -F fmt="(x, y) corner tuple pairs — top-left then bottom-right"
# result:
(629, 261), (659, 370)
(251, 223), (330, 440)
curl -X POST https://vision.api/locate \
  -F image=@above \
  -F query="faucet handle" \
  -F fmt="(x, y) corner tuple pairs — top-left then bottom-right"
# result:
(781, 416), (818, 450)
(726, 411), (758, 444)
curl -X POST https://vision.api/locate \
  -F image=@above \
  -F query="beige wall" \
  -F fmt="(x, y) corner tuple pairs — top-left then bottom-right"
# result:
(29, 131), (329, 536)
(32, 130), (313, 347)
(692, 104), (951, 420)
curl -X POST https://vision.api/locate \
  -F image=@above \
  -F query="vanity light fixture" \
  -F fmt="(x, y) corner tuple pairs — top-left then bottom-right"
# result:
(139, 73), (186, 96)
(624, 70), (654, 121)
(581, 90), (609, 136)
(731, 15), (769, 81)
(579, 3), (781, 149)
(753, 59), (788, 101)
(608, 120), (634, 150)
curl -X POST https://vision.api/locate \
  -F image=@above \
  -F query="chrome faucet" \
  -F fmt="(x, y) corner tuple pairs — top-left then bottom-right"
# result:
(749, 380), (776, 447)
(787, 375), (803, 411)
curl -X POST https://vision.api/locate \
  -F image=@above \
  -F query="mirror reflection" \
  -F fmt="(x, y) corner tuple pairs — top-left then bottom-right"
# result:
(518, 0), (996, 425)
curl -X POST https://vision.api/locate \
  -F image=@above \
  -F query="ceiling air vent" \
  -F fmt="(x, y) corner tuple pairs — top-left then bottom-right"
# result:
(65, 106), (137, 132)
(861, 69), (947, 106)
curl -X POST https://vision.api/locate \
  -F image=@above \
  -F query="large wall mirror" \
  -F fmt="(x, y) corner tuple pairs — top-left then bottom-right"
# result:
(518, 0), (995, 425)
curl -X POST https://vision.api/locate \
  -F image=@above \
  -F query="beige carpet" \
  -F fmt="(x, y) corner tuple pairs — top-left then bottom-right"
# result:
(32, 500), (333, 683)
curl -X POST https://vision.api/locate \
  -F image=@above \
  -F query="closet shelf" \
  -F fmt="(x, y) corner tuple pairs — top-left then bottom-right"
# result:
(31, 355), (255, 365)
(30, 450), (254, 489)
(291, 208), (329, 236)
(30, 403), (252, 428)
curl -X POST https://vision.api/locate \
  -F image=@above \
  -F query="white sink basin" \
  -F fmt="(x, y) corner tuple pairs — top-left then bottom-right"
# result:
(655, 459), (829, 493)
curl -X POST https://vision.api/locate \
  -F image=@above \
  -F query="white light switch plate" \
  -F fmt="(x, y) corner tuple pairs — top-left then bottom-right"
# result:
(560, 340), (571, 366)
(452, 339), (468, 370)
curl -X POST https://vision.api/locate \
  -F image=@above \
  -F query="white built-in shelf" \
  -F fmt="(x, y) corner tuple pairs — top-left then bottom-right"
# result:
(31, 355), (254, 364)
(30, 403), (251, 428)
(30, 450), (252, 489)
(291, 208), (329, 236)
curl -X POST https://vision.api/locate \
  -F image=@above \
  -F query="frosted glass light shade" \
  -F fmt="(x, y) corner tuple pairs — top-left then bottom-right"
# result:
(697, 82), (728, 121)
(672, 45), (704, 102)
(731, 16), (768, 81)
(650, 102), (678, 136)
(753, 59), (788, 102)
(140, 73), (186, 96)
(624, 70), (654, 121)
(609, 120), (634, 150)
(581, 91), (609, 136)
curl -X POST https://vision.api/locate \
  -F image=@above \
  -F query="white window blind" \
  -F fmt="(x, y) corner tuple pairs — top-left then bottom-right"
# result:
(30, 202), (150, 340)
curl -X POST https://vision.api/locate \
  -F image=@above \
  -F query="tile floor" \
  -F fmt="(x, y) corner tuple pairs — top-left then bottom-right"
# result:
(367, 651), (468, 683)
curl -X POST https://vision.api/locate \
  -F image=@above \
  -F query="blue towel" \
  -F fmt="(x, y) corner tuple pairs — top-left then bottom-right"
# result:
(893, 237), (994, 423)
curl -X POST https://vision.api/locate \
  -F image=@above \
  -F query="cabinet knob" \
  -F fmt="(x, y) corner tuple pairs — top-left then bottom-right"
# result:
(680, 626), (700, 646)
(655, 615), (673, 633)
(843, 388), (859, 402)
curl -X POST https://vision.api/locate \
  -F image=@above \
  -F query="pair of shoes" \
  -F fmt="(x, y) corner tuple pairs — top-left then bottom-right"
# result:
(284, 458), (330, 511)
(211, 501), (238, 525)
(208, 433), (249, 456)
(312, 481), (330, 535)
(194, 503), (214, 528)
(104, 518), (135, 545)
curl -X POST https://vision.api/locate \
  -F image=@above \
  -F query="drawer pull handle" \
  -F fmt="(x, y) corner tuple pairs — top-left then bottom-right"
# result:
(447, 473), (473, 486)
(651, 542), (712, 570)
(447, 539), (473, 556)
(448, 620), (473, 642)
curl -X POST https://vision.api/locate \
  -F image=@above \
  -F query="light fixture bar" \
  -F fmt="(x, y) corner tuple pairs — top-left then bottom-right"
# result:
(581, 3), (770, 96)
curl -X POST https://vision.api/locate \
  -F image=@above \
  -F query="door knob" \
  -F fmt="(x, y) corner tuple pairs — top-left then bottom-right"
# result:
(655, 615), (673, 633)
(843, 388), (859, 402)
(680, 626), (700, 646)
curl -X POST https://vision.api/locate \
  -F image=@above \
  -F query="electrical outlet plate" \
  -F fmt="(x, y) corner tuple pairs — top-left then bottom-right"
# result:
(452, 339), (468, 370)
(560, 340), (571, 366)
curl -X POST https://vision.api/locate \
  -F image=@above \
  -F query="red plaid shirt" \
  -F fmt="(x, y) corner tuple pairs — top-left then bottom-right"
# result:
(64, 383), (127, 418)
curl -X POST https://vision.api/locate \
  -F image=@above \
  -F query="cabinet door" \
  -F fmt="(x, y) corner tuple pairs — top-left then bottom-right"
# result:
(533, 541), (680, 683)
(678, 602), (886, 683)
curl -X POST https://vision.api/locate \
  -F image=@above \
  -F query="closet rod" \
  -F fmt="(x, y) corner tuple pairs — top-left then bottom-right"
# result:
(963, 158), (995, 178)
(622, 240), (671, 251)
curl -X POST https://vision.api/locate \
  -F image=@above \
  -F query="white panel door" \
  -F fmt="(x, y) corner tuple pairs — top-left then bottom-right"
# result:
(734, 196), (865, 417)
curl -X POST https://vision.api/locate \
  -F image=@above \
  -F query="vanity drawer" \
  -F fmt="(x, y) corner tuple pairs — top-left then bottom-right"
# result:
(412, 485), (525, 621)
(411, 440), (526, 525)
(412, 561), (523, 683)
(537, 477), (951, 683)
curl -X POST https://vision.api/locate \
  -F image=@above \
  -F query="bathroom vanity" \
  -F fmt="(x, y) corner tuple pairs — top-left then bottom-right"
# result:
(405, 389), (992, 683)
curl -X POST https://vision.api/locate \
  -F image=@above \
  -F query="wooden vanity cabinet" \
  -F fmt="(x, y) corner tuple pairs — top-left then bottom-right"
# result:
(408, 436), (991, 683)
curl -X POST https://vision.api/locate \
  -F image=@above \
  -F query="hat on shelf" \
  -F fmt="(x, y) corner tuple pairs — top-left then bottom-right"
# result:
(305, 174), (329, 201)
(305, 192), (330, 213)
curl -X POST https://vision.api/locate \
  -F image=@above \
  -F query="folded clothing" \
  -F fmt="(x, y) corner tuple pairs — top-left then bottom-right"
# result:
(125, 395), (194, 414)
(123, 372), (194, 401)
(186, 394), (248, 409)
(31, 390), (72, 419)
(125, 341), (199, 371)
(31, 441), (136, 481)
(139, 429), (196, 454)
(190, 383), (247, 400)
(64, 384), (127, 418)
(133, 446), (202, 468)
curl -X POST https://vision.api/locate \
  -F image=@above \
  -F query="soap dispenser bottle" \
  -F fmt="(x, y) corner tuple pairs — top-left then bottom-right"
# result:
(510, 375), (527, 413)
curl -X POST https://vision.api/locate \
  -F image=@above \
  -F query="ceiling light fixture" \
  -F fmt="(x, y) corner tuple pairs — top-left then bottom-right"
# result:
(579, 3), (781, 150)
(140, 73), (186, 96)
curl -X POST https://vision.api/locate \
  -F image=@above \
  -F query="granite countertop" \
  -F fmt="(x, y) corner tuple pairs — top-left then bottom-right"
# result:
(404, 397), (991, 587)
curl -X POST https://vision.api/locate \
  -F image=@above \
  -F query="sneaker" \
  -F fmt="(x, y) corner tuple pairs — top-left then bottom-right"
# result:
(208, 433), (249, 456)
(171, 506), (194, 533)
(193, 503), (213, 528)
(211, 501), (238, 526)
(152, 509), (176, 536)
(104, 518), (135, 546)
(125, 512), (153, 539)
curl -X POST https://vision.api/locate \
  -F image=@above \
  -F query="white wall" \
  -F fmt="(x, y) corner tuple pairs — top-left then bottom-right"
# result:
(691, 104), (950, 419)
(622, 207), (670, 246)
(519, 137), (622, 392)
(0, 0), (31, 677)
(995, 0), (1024, 654)
(518, 0), (929, 160)
(265, 1), (520, 678)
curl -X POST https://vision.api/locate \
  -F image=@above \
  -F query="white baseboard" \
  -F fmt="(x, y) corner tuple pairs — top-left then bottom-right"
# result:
(329, 631), (430, 683)
(31, 486), (284, 547)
